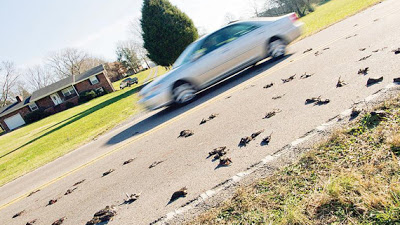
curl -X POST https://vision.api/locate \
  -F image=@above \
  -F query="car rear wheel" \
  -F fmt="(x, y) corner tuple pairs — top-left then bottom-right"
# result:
(268, 38), (287, 59)
(172, 82), (196, 105)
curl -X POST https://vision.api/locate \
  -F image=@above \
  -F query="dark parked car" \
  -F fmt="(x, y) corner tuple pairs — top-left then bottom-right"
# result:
(120, 77), (138, 89)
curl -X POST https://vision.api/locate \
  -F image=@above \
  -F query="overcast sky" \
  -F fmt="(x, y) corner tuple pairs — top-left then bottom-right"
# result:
(0, 0), (265, 69)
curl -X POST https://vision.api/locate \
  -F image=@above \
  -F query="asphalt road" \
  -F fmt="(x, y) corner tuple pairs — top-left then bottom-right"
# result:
(1, 0), (400, 224)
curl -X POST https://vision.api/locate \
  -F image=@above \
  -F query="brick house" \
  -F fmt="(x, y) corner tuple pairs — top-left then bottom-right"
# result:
(0, 65), (115, 132)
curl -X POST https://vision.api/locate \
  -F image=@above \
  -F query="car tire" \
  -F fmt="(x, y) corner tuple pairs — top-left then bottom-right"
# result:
(172, 81), (196, 105)
(268, 38), (287, 59)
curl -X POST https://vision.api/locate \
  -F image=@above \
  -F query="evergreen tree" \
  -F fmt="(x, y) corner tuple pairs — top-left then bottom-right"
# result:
(141, 0), (198, 66)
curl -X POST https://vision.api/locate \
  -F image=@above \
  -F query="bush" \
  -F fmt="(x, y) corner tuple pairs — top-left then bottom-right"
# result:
(78, 90), (97, 104)
(24, 109), (51, 124)
(141, 0), (198, 66)
(65, 102), (75, 109)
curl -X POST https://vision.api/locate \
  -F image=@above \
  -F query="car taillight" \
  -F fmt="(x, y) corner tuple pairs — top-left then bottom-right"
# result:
(289, 13), (299, 22)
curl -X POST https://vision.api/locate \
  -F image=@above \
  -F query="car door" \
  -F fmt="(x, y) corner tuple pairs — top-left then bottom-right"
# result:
(221, 23), (265, 69)
(187, 30), (231, 86)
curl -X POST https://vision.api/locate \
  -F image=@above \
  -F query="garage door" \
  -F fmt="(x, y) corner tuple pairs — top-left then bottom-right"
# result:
(4, 113), (26, 130)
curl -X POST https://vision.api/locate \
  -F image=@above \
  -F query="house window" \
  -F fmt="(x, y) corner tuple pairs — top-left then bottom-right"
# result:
(28, 102), (39, 111)
(61, 86), (76, 97)
(89, 76), (99, 85)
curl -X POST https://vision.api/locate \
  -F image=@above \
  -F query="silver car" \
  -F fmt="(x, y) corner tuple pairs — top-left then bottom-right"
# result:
(139, 13), (303, 110)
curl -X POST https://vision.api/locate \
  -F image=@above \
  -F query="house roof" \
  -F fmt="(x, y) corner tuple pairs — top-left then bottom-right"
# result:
(0, 65), (105, 118)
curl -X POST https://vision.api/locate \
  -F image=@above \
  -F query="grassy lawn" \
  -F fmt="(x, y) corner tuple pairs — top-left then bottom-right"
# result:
(0, 66), (169, 187)
(299, 0), (384, 38)
(192, 98), (400, 224)
(112, 66), (169, 90)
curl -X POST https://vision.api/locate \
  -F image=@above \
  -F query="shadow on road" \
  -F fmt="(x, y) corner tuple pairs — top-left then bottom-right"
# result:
(106, 55), (292, 146)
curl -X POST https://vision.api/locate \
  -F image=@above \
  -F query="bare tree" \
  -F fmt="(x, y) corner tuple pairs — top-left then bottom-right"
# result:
(224, 13), (237, 24)
(0, 61), (20, 107)
(25, 65), (55, 91)
(80, 56), (107, 73)
(250, 0), (261, 17)
(47, 48), (89, 79)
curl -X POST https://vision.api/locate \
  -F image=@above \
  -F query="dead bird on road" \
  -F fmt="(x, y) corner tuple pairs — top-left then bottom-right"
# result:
(47, 199), (58, 206)
(169, 187), (187, 203)
(12, 210), (25, 218)
(315, 98), (330, 105)
(367, 77), (383, 86)
(282, 75), (296, 83)
(394, 77), (400, 83)
(272, 94), (286, 100)
(209, 146), (227, 157)
(26, 219), (37, 225)
(303, 48), (313, 54)
(102, 169), (115, 177)
(263, 83), (274, 89)
(359, 48), (366, 51)
(393, 48), (400, 54)
(305, 96), (321, 105)
(200, 114), (219, 125)
(52, 217), (66, 225)
(264, 109), (282, 119)
(178, 130), (194, 138)
(123, 158), (134, 165)
(149, 160), (164, 169)
(300, 72), (313, 79)
(239, 130), (264, 147)
(124, 193), (140, 204)
(358, 67), (369, 75)
(350, 108), (362, 120)
(359, 55), (371, 61)
(261, 133), (273, 146)
(73, 179), (85, 186)
(336, 76), (347, 88)
(219, 157), (232, 166)
(314, 51), (322, 56)
(86, 206), (117, 225)
(27, 190), (40, 197)
(64, 188), (77, 196)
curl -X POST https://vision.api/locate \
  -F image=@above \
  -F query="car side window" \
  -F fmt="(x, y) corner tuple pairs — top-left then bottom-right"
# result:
(199, 23), (260, 55)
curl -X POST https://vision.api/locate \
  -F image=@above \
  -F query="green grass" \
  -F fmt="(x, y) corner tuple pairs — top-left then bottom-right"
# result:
(191, 97), (400, 225)
(0, 66), (169, 187)
(299, 0), (384, 38)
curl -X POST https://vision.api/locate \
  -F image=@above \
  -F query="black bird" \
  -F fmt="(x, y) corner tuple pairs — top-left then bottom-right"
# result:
(359, 48), (366, 51)
(86, 206), (117, 225)
(393, 48), (400, 54)
(12, 210), (25, 218)
(393, 77), (400, 83)
(209, 146), (227, 157)
(149, 160), (164, 169)
(282, 75), (296, 83)
(73, 179), (86, 186)
(251, 130), (265, 139)
(124, 193), (140, 204)
(314, 51), (322, 56)
(239, 136), (253, 147)
(272, 94), (286, 100)
(26, 219), (37, 225)
(169, 187), (188, 203)
(123, 158), (134, 165)
(358, 67), (369, 75)
(305, 96), (321, 104)
(178, 130), (194, 138)
(264, 109), (282, 119)
(102, 169), (115, 177)
(64, 188), (77, 196)
(219, 157), (232, 166)
(47, 199), (57, 206)
(359, 55), (371, 61)
(27, 190), (40, 197)
(315, 98), (330, 105)
(261, 133), (273, 146)
(367, 77), (383, 86)
(303, 48), (313, 53)
(263, 83), (274, 89)
(300, 73), (313, 79)
(350, 108), (361, 120)
(336, 76), (347, 88)
(52, 217), (66, 225)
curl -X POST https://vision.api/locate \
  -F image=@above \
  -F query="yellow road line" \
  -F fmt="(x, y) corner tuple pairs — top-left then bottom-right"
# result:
(0, 9), (394, 212)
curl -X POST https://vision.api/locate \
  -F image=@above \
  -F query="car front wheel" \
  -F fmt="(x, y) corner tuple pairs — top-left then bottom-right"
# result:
(172, 82), (196, 105)
(268, 38), (287, 59)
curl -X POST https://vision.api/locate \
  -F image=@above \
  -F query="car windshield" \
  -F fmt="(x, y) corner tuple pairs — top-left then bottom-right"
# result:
(172, 41), (201, 69)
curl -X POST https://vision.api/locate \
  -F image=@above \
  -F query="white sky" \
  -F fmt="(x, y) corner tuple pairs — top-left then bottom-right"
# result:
(0, 0), (265, 69)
